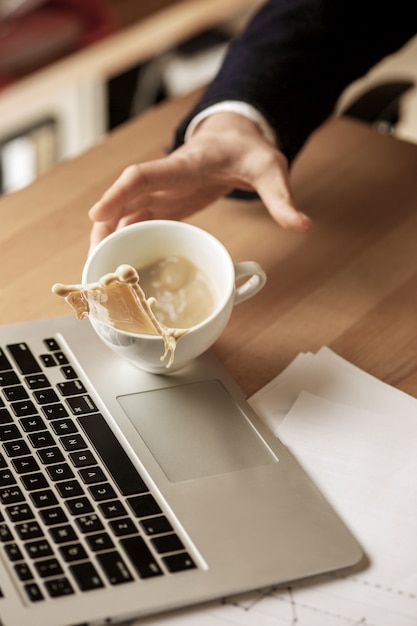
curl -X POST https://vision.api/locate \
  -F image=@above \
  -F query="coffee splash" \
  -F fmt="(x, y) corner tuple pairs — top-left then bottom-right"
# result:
(52, 264), (187, 368)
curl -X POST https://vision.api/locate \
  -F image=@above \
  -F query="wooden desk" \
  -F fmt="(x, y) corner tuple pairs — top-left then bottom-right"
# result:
(1, 91), (417, 398)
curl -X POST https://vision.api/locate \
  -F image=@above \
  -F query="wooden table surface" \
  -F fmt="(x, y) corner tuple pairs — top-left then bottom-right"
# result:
(1, 91), (417, 398)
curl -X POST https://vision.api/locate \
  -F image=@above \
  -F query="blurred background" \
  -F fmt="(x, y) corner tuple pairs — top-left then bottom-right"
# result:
(0, 0), (416, 194)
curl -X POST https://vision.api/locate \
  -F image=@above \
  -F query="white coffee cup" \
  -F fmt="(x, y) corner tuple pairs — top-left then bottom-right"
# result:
(82, 220), (266, 373)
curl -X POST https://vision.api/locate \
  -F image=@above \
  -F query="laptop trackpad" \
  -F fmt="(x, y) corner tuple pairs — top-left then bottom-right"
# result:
(117, 380), (277, 482)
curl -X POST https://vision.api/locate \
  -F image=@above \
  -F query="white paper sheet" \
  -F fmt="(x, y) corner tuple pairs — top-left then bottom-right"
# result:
(279, 391), (417, 596)
(249, 347), (417, 433)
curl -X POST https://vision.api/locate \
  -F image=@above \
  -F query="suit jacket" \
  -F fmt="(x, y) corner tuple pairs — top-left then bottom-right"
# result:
(172, 0), (416, 163)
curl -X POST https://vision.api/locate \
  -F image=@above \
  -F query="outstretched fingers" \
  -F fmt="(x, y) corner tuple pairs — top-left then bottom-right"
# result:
(88, 156), (187, 224)
(249, 151), (312, 232)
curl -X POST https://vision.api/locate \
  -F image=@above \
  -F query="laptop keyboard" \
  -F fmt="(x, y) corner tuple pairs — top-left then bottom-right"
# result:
(0, 337), (197, 603)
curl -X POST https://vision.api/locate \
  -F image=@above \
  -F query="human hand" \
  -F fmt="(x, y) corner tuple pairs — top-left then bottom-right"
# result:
(89, 111), (312, 249)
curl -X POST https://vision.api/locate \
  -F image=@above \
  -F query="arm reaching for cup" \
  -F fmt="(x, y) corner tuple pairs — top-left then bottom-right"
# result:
(89, 0), (416, 249)
(89, 112), (312, 249)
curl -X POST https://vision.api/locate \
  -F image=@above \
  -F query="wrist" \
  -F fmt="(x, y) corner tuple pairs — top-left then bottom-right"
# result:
(185, 101), (277, 146)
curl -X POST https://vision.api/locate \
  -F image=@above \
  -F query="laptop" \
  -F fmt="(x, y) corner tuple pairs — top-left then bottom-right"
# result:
(0, 315), (363, 626)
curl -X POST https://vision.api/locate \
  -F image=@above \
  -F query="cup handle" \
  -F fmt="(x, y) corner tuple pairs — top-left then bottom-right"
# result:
(233, 261), (267, 305)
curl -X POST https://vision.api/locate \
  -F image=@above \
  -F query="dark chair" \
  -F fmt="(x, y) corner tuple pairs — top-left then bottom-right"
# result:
(341, 80), (414, 133)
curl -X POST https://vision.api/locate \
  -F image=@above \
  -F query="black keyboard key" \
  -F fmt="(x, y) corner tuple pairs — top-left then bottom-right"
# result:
(40, 354), (57, 367)
(20, 471), (48, 491)
(85, 532), (114, 552)
(67, 396), (97, 415)
(78, 466), (106, 485)
(54, 352), (69, 366)
(0, 409), (12, 424)
(49, 524), (77, 544)
(0, 349), (12, 372)
(39, 506), (68, 526)
(6, 503), (34, 523)
(3, 439), (30, 457)
(0, 469), (16, 487)
(24, 373), (50, 390)
(0, 452), (8, 468)
(69, 450), (96, 467)
(15, 521), (43, 541)
(151, 533), (184, 554)
(58, 380), (86, 397)
(66, 497), (94, 516)
(96, 551), (133, 585)
(55, 480), (84, 499)
(28, 431), (55, 449)
(59, 542), (88, 562)
(0, 486), (25, 505)
(78, 413), (149, 496)
(60, 366), (77, 380)
(44, 577), (74, 598)
(46, 463), (74, 482)
(12, 456), (40, 475)
(120, 536), (162, 579)
(10, 400), (37, 417)
(3, 386), (29, 402)
(51, 418), (77, 436)
(42, 404), (69, 420)
(20, 415), (46, 433)
(37, 447), (65, 465)
(24, 538), (53, 559)
(14, 562), (33, 581)
(44, 338), (60, 351)
(4, 542), (24, 561)
(35, 558), (63, 578)
(0, 423), (21, 441)
(109, 518), (137, 537)
(0, 523), (14, 542)
(162, 552), (197, 573)
(59, 433), (87, 452)
(0, 371), (19, 386)
(75, 514), (104, 534)
(98, 500), (127, 519)
(127, 494), (162, 519)
(69, 561), (104, 591)
(24, 582), (44, 602)
(6, 344), (41, 375)
(33, 389), (59, 405)
(88, 483), (116, 502)
(30, 489), (58, 509)
(140, 516), (173, 536)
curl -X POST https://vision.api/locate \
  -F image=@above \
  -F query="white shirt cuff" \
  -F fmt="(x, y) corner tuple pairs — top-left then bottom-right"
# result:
(184, 100), (277, 146)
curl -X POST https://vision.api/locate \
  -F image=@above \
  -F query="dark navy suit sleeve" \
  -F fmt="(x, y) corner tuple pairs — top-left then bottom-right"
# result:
(172, 0), (416, 162)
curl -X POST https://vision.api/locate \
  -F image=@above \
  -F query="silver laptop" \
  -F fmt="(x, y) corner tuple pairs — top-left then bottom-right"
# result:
(0, 316), (363, 626)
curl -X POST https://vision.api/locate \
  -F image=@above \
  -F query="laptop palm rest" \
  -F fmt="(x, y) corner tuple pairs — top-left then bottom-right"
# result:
(117, 379), (277, 482)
